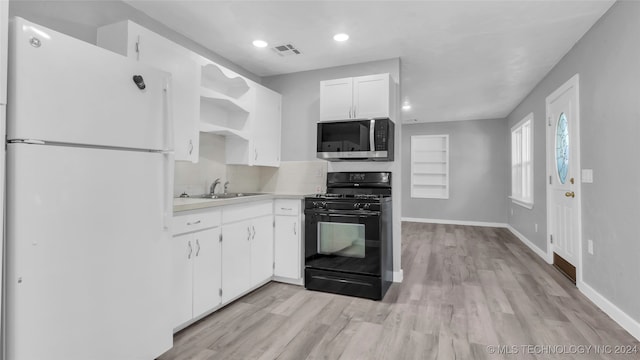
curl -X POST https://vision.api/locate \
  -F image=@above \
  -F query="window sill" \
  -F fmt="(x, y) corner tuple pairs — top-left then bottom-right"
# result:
(510, 197), (534, 210)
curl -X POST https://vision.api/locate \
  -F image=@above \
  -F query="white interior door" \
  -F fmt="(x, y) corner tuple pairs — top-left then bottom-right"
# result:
(5, 143), (172, 360)
(546, 75), (581, 271)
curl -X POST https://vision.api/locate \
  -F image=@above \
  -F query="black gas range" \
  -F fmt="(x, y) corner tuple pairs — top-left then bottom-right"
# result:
(304, 172), (393, 300)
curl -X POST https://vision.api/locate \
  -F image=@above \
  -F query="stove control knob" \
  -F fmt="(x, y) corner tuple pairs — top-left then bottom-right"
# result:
(363, 203), (371, 210)
(312, 201), (319, 207)
(321, 202), (327, 208)
(353, 203), (360, 209)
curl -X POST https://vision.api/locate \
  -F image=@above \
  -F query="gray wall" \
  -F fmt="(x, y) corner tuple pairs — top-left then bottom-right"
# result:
(8, 0), (260, 82)
(402, 119), (508, 224)
(507, 1), (640, 322)
(262, 59), (404, 276)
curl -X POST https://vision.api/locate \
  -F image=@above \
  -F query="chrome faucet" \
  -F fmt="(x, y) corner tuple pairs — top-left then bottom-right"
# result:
(210, 178), (221, 195)
(224, 181), (230, 194)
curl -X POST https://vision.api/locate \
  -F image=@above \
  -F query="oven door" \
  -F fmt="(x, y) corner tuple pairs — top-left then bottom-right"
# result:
(305, 209), (381, 276)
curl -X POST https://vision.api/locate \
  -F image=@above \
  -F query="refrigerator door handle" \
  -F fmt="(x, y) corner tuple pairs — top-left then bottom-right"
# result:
(163, 77), (174, 152)
(162, 151), (174, 231)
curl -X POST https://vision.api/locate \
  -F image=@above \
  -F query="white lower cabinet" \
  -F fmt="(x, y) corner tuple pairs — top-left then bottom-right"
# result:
(221, 200), (274, 302)
(172, 198), (304, 330)
(250, 215), (275, 286)
(220, 220), (252, 303)
(273, 199), (303, 282)
(172, 226), (221, 329)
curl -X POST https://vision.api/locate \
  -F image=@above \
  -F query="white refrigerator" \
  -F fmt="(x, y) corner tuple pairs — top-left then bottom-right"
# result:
(5, 17), (174, 360)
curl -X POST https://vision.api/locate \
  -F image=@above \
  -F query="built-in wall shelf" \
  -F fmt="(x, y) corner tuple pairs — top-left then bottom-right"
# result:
(411, 135), (449, 199)
(201, 63), (250, 99)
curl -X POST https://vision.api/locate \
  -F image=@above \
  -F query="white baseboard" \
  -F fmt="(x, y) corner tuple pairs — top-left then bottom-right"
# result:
(579, 282), (640, 341)
(393, 269), (403, 283)
(401, 217), (508, 228)
(506, 225), (552, 264)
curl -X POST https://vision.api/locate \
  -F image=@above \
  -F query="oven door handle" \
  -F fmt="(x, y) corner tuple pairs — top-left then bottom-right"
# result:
(313, 211), (380, 217)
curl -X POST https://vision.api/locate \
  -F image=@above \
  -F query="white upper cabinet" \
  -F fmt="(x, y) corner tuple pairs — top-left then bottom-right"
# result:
(0, 0), (8, 104)
(319, 77), (353, 121)
(252, 86), (281, 167)
(97, 21), (200, 162)
(320, 73), (392, 121)
(198, 60), (281, 167)
(98, 20), (282, 167)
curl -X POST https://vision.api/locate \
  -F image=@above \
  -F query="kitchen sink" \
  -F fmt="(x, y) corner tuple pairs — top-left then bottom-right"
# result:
(198, 192), (265, 199)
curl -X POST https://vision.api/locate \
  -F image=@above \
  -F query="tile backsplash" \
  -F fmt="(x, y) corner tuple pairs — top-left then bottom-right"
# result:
(174, 133), (327, 197)
(260, 161), (327, 195)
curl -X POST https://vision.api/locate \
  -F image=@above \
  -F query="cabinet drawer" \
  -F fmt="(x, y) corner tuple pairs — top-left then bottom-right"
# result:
(173, 209), (221, 236)
(274, 199), (301, 216)
(223, 200), (273, 224)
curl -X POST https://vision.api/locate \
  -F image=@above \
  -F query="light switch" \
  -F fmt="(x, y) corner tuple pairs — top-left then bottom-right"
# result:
(581, 169), (593, 183)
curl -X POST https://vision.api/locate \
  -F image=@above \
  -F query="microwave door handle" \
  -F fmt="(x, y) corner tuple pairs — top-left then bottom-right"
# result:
(370, 119), (376, 151)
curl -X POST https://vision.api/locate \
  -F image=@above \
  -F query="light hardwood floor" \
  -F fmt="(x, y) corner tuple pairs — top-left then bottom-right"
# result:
(158, 222), (639, 360)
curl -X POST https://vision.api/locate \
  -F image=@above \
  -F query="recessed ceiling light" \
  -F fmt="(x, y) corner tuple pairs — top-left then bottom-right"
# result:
(252, 40), (268, 48)
(333, 33), (349, 42)
(402, 104), (412, 111)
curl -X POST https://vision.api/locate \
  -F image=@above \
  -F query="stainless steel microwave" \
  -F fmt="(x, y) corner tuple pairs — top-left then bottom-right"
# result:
(317, 119), (394, 161)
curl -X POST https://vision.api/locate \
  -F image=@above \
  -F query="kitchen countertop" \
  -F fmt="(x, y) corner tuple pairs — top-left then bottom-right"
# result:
(173, 193), (308, 213)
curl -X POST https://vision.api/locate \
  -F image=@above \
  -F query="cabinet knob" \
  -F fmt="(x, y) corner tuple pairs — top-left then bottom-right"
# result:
(188, 140), (194, 155)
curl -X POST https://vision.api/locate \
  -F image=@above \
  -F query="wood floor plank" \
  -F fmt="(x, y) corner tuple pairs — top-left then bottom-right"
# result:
(159, 222), (639, 360)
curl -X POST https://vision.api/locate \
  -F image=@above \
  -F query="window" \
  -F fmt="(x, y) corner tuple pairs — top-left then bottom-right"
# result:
(411, 134), (449, 199)
(511, 113), (533, 208)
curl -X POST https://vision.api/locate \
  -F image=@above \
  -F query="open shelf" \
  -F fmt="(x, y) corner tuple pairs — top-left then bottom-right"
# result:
(199, 94), (249, 139)
(201, 63), (250, 98)
(199, 123), (249, 140)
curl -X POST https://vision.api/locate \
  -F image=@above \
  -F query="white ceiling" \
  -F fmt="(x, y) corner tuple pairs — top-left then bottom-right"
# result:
(126, 0), (615, 123)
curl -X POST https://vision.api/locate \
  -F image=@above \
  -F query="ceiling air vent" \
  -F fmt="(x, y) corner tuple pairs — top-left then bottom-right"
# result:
(272, 44), (302, 57)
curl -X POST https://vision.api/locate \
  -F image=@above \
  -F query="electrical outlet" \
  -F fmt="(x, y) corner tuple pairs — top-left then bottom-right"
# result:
(588, 239), (594, 255)
(535, 224), (538, 233)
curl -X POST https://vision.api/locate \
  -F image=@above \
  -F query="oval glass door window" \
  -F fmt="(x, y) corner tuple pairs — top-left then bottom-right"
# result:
(556, 112), (569, 184)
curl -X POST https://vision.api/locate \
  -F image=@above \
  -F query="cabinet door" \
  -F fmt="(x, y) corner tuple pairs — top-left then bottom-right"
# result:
(172, 234), (194, 328)
(250, 215), (274, 287)
(135, 26), (200, 162)
(97, 21), (200, 162)
(192, 227), (222, 317)
(252, 86), (281, 167)
(320, 77), (353, 121)
(353, 74), (390, 119)
(274, 215), (301, 279)
(221, 221), (252, 303)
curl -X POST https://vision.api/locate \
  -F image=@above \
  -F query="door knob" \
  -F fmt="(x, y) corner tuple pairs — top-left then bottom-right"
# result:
(565, 191), (575, 198)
